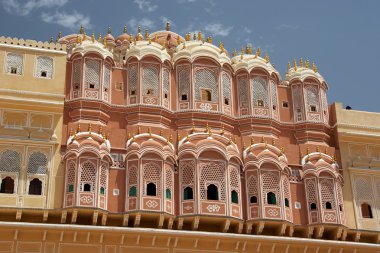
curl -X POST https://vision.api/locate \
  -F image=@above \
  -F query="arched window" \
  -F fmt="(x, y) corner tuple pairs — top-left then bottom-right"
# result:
(325, 201), (332, 210)
(250, 195), (257, 204)
(201, 89), (212, 101)
(129, 186), (137, 197)
(68, 184), (74, 193)
(310, 203), (317, 210)
(28, 178), (42, 195)
(0, 177), (14, 194)
(361, 203), (373, 218)
(183, 186), (193, 200)
(207, 184), (219, 200)
(267, 192), (276, 205)
(100, 187), (105, 195)
(166, 189), (171, 199)
(35, 56), (53, 79)
(284, 198), (290, 207)
(83, 183), (91, 192)
(147, 183), (157, 196)
(231, 190), (238, 204)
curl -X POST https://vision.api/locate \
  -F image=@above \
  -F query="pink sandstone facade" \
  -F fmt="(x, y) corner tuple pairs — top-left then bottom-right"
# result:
(0, 23), (379, 252)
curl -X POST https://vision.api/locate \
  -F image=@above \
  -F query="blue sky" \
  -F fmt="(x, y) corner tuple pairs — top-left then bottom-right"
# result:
(0, 0), (379, 112)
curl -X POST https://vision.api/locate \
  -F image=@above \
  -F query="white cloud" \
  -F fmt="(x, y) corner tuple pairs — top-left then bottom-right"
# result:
(243, 27), (252, 34)
(276, 24), (299, 30)
(127, 17), (156, 31)
(41, 11), (92, 31)
(2, 0), (67, 16)
(204, 23), (233, 37)
(133, 0), (158, 12)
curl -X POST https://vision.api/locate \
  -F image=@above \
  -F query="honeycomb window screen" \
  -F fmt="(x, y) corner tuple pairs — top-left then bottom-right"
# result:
(165, 164), (173, 193)
(292, 85), (304, 122)
(6, 53), (23, 75)
(66, 160), (76, 191)
(336, 182), (344, 211)
(128, 64), (138, 95)
(199, 162), (225, 201)
(320, 178), (335, 210)
(35, 56), (53, 78)
(305, 85), (320, 112)
(128, 166), (138, 186)
(178, 66), (190, 101)
(103, 64), (111, 90)
(73, 60), (82, 88)
(270, 80), (278, 110)
(142, 65), (159, 96)
(251, 77), (269, 108)
(85, 59), (100, 89)
(261, 172), (280, 205)
(354, 176), (374, 201)
(180, 160), (195, 186)
(229, 166), (240, 193)
(80, 161), (96, 192)
(143, 162), (162, 196)
(100, 162), (108, 189)
(247, 175), (258, 196)
(283, 177), (291, 199)
(27, 152), (48, 174)
(238, 77), (248, 106)
(163, 68), (170, 99)
(0, 150), (21, 173)
(222, 73), (231, 105)
(194, 68), (218, 102)
(306, 179), (317, 206)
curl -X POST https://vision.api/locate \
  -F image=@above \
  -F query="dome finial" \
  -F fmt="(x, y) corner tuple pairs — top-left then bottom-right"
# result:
(246, 44), (253, 54)
(123, 25), (127, 33)
(107, 26), (112, 34)
(49, 37), (53, 43)
(98, 33), (102, 42)
(207, 35), (212, 44)
(287, 61), (291, 70)
(312, 62), (318, 73)
(255, 47), (261, 57)
(219, 41), (224, 52)
(166, 21), (170, 31)
(293, 59), (297, 71)
(306, 59), (310, 68)
(232, 49), (237, 57)
(265, 53), (270, 63)
(197, 31), (202, 41)
(185, 32), (191, 41)
(145, 29), (149, 40)
(91, 32), (95, 42)
(177, 35), (181, 45)
(299, 58), (303, 68)
(79, 25), (84, 34)
(83, 32), (87, 41)
(240, 47), (244, 59)
(137, 25), (141, 33)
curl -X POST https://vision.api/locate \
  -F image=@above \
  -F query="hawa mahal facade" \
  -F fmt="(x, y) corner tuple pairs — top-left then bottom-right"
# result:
(0, 23), (379, 253)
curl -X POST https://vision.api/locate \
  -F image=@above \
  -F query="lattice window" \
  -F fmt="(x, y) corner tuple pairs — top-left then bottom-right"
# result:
(80, 161), (96, 192)
(0, 150), (21, 173)
(103, 64), (111, 90)
(247, 175), (258, 196)
(6, 53), (23, 75)
(72, 60), (82, 88)
(165, 164), (173, 192)
(66, 161), (76, 191)
(100, 162), (108, 188)
(306, 179), (317, 205)
(180, 160), (195, 186)
(355, 176), (374, 201)
(128, 166), (138, 186)
(27, 152), (47, 174)
(229, 166), (240, 193)
(336, 182), (344, 211)
(35, 56), (53, 78)
(194, 68), (218, 102)
(252, 77), (269, 107)
(222, 73), (231, 105)
(85, 59), (100, 89)
(143, 162), (161, 196)
(321, 89), (329, 122)
(305, 85), (320, 112)
(283, 177), (290, 199)
(128, 64), (138, 95)
(320, 178), (335, 210)
(142, 65), (159, 96)
(270, 80), (278, 110)
(238, 77), (248, 106)
(178, 66), (190, 101)
(261, 172), (280, 204)
(200, 162), (226, 201)
(292, 85), (304, 122)
(163, 68), (170, 99)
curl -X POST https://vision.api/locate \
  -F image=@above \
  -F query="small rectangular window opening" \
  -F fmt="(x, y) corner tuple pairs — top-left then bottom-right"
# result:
(146, 89), (154, 95)
(115, 83), (123, 91)
(10, 67), (17, 74)
(310, 105), (317, 112)
(130, 89), (136, 95)
(40, 71), (47, 77)
(201, 89), (212, 101)
(89, 83), (95, 89)
(257, 100), (264, 107)
(164, 93), (168, 99)
(282, 101), (289, 108)
(181, 94), (188, 101)
(224, 97), (229, 105)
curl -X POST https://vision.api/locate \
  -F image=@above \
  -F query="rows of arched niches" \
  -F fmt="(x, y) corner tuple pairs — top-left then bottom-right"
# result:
(62, 125), (344, 226)
(61, 30), (329, 124)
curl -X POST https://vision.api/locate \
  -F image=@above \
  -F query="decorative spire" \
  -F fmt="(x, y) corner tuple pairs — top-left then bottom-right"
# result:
(185, 32), (191, 41)
(240, 47), (244, 59)
(166, 21), (170, 31)
(299, 58), (303, 68)
(232, 49), (237, 57)
(250, 137), (254, 145)
(281, 147), (285, 154)
(49, 37), (53, 43)
(316, 146), (320, 152)
(136, 26), (143, 41)
(312, 62), (318, 73)
(186, 134), (190, 142)
(57, 31), (62, 40)
(177, 35), (181, 45)
(79, 25), (84, 34)
(287, 61), (291, 71)
(306, 59), (310, 68)
(246, 44), (253, 54)
(103, 38), (107, 48)
(293, 59), (297, 71)
(98, 33), (102, 42)
(265, 53), (269, 63)
(76, 35), (81, 44)
(306, 146), (310, 155)
(148, 36), (152, 44)
(99, 126), (103, 135)
(123, 25), (127, 33)
(88, 123), (92, 133)
(108, 26), (112, 34)
(83, 32), (87, 41)
(77, 124), (81, 133)
(145, 29), (149, 40)
(162, 39), (166, 49)
(219, 41), (224, 53)
(91, 32), (95, 43)
(193, 33), (196, 40)
(137, 126), (141, 134)
(153, 34), (158, 42)
(69, 128), (73, 136)
(220, 125), (224, 135)
(160, 129), (163, 136)
(197, 31), (202, 41)
(148, 127), (152, 137)
(255, 47), (261, 57)
(272, 138), (276, 146)
(207, 35), (212, 44)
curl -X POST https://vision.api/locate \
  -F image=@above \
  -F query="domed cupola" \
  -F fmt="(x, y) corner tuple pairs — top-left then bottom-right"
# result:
(116, 25), (131, 44)
(150, 21), (185, 52)
(104, 27), (115, 47)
